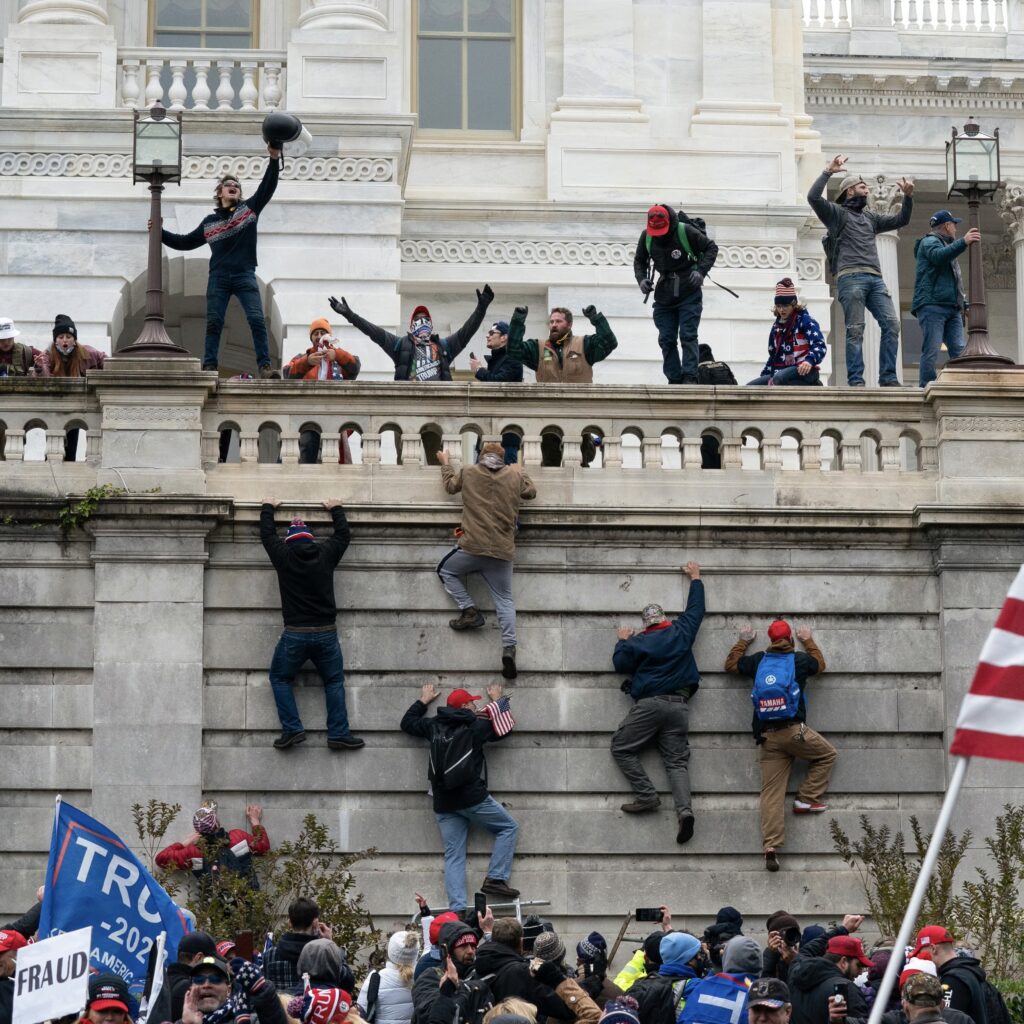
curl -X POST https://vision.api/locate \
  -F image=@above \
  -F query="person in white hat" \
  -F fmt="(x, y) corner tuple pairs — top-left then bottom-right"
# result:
(0, 318), (40, 377)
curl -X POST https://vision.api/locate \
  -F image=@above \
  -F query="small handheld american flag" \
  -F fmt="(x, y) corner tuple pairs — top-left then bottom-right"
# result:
(481, 695), (515, 737)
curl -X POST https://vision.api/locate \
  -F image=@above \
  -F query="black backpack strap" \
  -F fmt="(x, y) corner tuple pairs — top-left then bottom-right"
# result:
(364, 969), (382, 1022)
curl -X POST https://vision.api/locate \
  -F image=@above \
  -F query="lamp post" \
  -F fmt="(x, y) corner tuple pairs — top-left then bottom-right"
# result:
(945, 118), (1014, 366)
(121, 102), (189, 356)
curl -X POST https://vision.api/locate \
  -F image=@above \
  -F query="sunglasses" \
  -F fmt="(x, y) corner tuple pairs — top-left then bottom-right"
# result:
(191, 974), (228, 986)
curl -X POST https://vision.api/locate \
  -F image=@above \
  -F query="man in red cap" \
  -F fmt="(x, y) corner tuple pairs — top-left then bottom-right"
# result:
(80, 974), (135, 1024)
(400, 682), (519, 909)
(724, 619), (832, 872)
(788, 925), (871, 1024)
(911, 926), (991, 1024)
(633, 203), (719, 384)
(0, 927), (29, 1024)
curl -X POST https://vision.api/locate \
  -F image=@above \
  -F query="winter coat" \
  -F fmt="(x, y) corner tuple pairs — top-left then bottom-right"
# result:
(358, 965), (414, 1024)
(612, 950), (649, 994)
(260, 505), (350, 628)
(788, 930), (867, 1024)
(938, 956), (989, 1024)
(506, 310), (617, 379)
(264, 931), (321, 993)
(412, 923), (488, 1024)
(288, 344), (361, 381)
(440, 462), (536, 562)
(473, 940), (573, 1020)
(155, 825), (270, 871)
(633, 206), (719, 306)
(35, 344), (106, 376)
(625, 972), (700, 1024)
(912, 232), (968, 314)
(761, 309), (827, 376)
(399, 703), (511, 813)
(475, 347), (524, 383)
(879, 1007), (976, 1024)
(0, 342), (39, 376)
(613, 580), (705, 699)
(553, 976), (601, 1024)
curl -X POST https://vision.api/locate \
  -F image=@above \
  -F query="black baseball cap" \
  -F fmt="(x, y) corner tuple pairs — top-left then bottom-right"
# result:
(190, 955), (231, 981)
(748, 978), (790, 1008)
(178, 931), (217, 958)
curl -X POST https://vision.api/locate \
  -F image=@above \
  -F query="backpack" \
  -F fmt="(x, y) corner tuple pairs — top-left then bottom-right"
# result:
(360, 969), (382, 1023)
(697, 361), (737, 386)
(821, 207), (849, 278)
(750, 652), (801, 722)
(645, 221), (699, 264)
(677, 974), (749, 1024)
(943, 967), (1011, 1024)
(453, 974), (494, 1024)
(428, 722), (482, 792)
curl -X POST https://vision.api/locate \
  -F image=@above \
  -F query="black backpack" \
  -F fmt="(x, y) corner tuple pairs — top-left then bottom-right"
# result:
(697, 361), (737, 385)
(453, 975), (493, 1024)
(822, 207), (849, 278)
(944, 966), (1012, 1024)
(428, 722), (482, 792)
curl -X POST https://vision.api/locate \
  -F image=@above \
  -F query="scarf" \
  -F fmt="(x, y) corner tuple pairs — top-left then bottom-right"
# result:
(659, 963), (698, 980)
(843, 195), (868, 211)
(201, 960), (266, 1024)
(479, 452), (504, 470)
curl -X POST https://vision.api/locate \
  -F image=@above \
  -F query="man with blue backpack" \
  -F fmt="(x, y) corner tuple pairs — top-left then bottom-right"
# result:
(724, 619), (832, 873)
(626, 932), (709, 1024)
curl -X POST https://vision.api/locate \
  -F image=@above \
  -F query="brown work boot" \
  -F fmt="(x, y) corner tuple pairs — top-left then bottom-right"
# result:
(480, 877), (520, 900)
(620, 797), (661, 814)
(764, 848), (780, 872)
(449, 607), (485, 631)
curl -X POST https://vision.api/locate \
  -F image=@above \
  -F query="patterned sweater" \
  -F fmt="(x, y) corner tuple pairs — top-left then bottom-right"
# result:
(161, 157), (279, 274)
(761, 308), (826, 375)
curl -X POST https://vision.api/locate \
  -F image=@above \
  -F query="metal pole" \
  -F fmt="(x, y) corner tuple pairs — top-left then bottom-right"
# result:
(864, 757), (971, 1024)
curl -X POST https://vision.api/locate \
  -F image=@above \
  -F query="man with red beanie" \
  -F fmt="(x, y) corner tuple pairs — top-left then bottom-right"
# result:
(724, 619), (832, 872)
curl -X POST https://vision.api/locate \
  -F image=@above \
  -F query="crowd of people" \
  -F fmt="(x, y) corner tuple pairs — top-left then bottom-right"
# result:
(1, 884), (1010, 1024)
(1, 152), (980, 399)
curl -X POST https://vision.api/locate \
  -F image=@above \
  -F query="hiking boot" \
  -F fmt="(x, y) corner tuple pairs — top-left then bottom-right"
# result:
(620, 797), (661, 814)
(258, 364), (282, 380)
(764, 848), (780, 872)
(202, 362), (218, 372)
(879, 379), (904, 387)
(501, 645), (517, 679)
(793, 800), (829, 814)
(480, 877), (520, 900)
(449, 607), (485, 631)
(273, 730), (306, 750)
(676, 812), (695, 845)
(327, 734), (366, 751)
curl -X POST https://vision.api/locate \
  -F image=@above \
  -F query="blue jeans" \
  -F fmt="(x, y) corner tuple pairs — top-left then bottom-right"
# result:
(268, 630), (352, 738)
(435, 797), (519, 911)
(204, 270), (271, 369)
(748, 365), (821, 386)
(916, 303), (965, 386)
(835, 272), (900, 385)
(653, 291), (703, 383)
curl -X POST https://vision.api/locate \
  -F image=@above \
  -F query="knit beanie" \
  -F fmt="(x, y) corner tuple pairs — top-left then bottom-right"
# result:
(698, 343), (714, 363)
(600, 1000), (641, 1024)
(533, 931), (566, 964)
(642, 931), (665, 966)
(660, 932), (701, 967)
(285, 517), (314, 544)
(722, 936), (763, 976)
(774, 279), (798, 306)
(53, 314), (77, 340)
(429, 912), (460, 947)
(287, 988), (352, 1024)
(765, 912), (800, 935)
(192, 803), (219, 835)
(309, 317), (331, 340)
(801, 925), (825, 947)
(577, 932), (607, 964)
(767, 619), (792, 641)
(387, 930), (420, 967)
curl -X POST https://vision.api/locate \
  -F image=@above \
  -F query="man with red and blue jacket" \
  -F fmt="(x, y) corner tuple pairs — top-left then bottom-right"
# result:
(611, 562), (704, 845)
(748, 279), (827, 387)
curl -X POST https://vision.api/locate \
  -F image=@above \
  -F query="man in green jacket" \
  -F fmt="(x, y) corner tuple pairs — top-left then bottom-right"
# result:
(506, 305), (617, 383)
(911, 210), (979, 387)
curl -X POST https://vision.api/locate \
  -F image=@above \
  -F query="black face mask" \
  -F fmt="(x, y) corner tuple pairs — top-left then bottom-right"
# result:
(844, 195), (868, 211)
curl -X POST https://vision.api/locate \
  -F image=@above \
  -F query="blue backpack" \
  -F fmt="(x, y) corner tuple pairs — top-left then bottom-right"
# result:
(750, 651), (801, 721)
(677, 974), (750, 1024)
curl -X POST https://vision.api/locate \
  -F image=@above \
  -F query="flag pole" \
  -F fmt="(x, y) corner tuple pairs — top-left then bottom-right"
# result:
(864, 756), (971, 1024)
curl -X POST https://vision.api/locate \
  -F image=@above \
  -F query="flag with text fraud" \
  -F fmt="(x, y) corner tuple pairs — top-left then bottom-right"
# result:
(39, 797), (190, 990)
(950, 565), (1024, 763)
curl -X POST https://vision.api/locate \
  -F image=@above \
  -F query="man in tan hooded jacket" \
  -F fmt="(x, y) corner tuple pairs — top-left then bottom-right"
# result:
(436, 442), (536, 679)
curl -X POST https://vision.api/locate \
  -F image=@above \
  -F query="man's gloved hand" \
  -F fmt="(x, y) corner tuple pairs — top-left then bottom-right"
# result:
(620, 679), (633, 695)
(329, 295), (352, 320)
(639, 278), (654, 297)
(686, 271), (704, 290)
(232, 960), (268, 997)
(477, 284), (495, 306)
(513, 305), (528, 319)
(532, 959), (565, 987)
(582, 305), (598, 321)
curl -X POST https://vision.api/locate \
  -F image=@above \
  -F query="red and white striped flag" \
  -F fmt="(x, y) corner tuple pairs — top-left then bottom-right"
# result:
(481, 695), (515, 737)
(950, 565), (1024, 763)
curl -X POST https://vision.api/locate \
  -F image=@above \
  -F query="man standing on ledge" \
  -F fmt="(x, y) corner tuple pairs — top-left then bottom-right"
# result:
(807, 154), (913, 387)
(157, 146), (282, 378)
(611, 562), (705, 846)
(506, 305), (617, 382)
(260, 498), (364, 752)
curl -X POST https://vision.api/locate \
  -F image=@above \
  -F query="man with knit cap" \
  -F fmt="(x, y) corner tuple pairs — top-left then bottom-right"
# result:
(748, 281), (827, 387)
(611, 562), (704, 845)
(506, 305), (618, 383)
(625, 932), (706, 1024)
(471, 321), (524, 383)
(436, 442), (536, 680)
(155, 801), (269, 884)
(401, 683), (520, 907)
(157, 146), (282, 378)
(412, 920), (491, 1024)
(328, 286), (493, 381)
(724, 619), (832, 872)
(808, 154), (913, 387)
(261, 497), (364, 751)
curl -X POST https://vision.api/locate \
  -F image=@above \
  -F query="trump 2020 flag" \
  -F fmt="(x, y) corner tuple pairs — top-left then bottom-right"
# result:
(39, 797), (190, 988)
(950, 565), (1024, 763)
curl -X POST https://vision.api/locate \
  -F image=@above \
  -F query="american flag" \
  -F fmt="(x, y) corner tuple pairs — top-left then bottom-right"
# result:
(481, 695), (515, 737)
(950, 565), (1024, 763)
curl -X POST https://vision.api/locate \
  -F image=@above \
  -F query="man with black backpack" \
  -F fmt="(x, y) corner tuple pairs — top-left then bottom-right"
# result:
(633, 204), (719, 385)
(724, 620), (832, 873)
(913, 925), (1009, 1024)
(400, 683), (519, 910)
(808, 154), (913, 387)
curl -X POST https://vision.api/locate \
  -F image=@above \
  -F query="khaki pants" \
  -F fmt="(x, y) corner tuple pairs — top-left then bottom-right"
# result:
(758, 723), (837, 850)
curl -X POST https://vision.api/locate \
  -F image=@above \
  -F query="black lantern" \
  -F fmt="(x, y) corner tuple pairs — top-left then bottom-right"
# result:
(133, 103), (183, 184)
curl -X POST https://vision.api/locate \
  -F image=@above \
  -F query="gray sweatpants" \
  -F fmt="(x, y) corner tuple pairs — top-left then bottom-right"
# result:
(437, 547), (517, 646)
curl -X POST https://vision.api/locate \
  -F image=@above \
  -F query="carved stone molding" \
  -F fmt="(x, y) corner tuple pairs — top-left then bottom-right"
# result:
(982, 234), (1015, 291)
(717, 245), (792, 270)
(104, 405), (201, 427)
(945, 416), (1024, 434)
(796, 257), (825, 282)
(999, 184), (1024, 244)
(866, 176), (905, 219)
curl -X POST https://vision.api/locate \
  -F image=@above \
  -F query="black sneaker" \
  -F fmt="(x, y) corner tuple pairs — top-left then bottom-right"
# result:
(450, 607), (485, 631)
(502, 645), (517, 679)
(327, 735), (366, 751)
(258, 365), (282, 380)
(202, 362), (218, 372)
(273, 730), (306, 750)
(764, 848), (780, 872)
(879, 380), (904, 387)
(676, 813), (695, 845)
(481, 877), (520, 900)
(621, 797), (661, 814)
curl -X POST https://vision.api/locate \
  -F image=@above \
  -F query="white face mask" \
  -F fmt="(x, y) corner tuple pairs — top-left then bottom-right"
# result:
(56, 341), (76, 356)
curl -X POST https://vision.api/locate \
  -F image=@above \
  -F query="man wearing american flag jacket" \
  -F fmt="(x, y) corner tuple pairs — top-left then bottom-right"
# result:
(400, 682), (519, 910)
(747, 278), (827, 387)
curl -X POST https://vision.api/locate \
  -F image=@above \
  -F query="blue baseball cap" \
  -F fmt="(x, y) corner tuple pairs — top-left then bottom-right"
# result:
(490, 321), (510, 336)
(930, 210), (962, 226)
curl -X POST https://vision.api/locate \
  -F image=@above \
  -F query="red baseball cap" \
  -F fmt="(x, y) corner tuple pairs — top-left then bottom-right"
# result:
(216, 940), (237, 959)
(825, 935), (873, 968)
(767, 619), (792, 641)
(429, 912), (460, 946)
(911, 926), (955, 958)
(0, 930), (28, 954)
(646, 205), (671, 237)
(447, 688), (482, 709)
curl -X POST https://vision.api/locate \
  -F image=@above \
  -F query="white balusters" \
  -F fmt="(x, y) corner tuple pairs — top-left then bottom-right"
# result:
(893, 0), (1007, 29)
(262, 62), (283, 110)
(167, 60), (188, 111)
(121, 59), (141, 107)
(239, 61), (259, 111)
(215, 61), (235, 110)
(361, 433), (381, 465)
(192, 60), (212, 111)
(803, 0), (851, 26)
(144, 60), (164, 106)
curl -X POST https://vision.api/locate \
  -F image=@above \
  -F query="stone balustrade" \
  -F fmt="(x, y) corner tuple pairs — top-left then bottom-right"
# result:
(803, 0), (1008, 31)
(117, 49), (286, 111)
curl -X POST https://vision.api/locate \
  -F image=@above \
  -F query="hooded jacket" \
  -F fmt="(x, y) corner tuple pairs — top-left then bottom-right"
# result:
(264, 931), (321, 992)
(613, 580), (705, 700)
(473, 941), (574, 1021)
(412, 923), (488, 1024)
(633, 206), (719, 306)
(938, 956), (989, 1024)
(260, 505), (351, 628)
(761, 309), (827, 376)
(400, 703), (510, 813)
(788, 930), (867, 1024)
(912, 232), (969, 314)
(440, 462), (536, 562)
(475, 347), (524, 383)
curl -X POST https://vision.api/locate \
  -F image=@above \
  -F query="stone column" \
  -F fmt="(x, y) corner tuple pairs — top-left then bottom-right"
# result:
(17, 0), (107, 23)
(999, 185), (1024, 364)
(862, 177), (905, 385)
(296, 0), (387, 30)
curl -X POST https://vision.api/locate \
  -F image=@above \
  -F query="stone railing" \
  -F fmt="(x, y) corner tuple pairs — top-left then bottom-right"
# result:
(803, 0), (1009, 30)
(0, 380), (100, 474)
(803, 0), (853, 27)
(117, 49), (286, 111)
